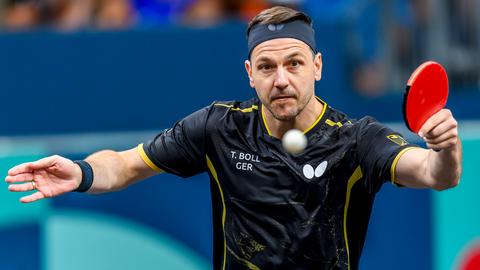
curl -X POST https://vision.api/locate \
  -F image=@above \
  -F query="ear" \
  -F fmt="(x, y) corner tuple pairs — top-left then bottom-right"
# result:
(245, 60), (255, 88)
(314, 53), (323, 81)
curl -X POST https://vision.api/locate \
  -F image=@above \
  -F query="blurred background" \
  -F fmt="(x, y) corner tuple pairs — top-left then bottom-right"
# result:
(0, 0), (478, 269)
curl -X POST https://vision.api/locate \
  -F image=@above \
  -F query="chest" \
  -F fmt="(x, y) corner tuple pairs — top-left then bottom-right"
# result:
(208, 128), (358, 205)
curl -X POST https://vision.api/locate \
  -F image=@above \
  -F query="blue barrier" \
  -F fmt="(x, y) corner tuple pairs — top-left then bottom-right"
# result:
(0, 24), (476, 270)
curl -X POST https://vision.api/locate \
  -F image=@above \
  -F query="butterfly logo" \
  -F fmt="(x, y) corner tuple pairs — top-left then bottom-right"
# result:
(302, 161), (328, 180)
(268, 24), (285, 31)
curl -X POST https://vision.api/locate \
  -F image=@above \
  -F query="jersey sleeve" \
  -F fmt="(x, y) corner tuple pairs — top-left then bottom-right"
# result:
(139, 105), (211, 178)
(355, 116), (417, 193)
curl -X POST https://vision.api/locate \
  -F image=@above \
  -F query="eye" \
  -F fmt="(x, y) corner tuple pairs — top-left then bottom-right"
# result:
(290, 60), (301, 67)
(258, 64), (272, 70)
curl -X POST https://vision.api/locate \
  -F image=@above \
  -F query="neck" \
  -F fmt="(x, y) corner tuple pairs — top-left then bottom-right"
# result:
(263, 97), (324, 139)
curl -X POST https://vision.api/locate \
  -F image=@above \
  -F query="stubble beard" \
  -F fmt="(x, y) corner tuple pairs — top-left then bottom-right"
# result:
(265, 93), (311, 121)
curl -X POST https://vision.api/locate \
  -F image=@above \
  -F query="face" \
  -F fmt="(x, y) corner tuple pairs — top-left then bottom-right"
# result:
(245, 38), (322, 121)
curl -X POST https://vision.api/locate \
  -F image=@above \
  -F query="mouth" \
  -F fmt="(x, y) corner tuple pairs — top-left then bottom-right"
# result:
(271, 95), (295, 103)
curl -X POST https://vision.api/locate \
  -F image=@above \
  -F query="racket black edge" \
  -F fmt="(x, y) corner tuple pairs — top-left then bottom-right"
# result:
(402, 85), (414, 132)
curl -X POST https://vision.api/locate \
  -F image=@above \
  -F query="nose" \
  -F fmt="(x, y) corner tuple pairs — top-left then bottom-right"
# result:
(273, 67), (289, 90)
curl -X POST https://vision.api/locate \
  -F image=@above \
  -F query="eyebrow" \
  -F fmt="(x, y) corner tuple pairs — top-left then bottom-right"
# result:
(285, 52), (306, 60)
(255, 51), (307, 64)
(255, 56), (274, 64)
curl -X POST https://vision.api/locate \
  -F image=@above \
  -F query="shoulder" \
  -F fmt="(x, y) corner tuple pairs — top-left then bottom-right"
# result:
(322, 102), (378, 130)
(352, 116), (377, 127)
(322, 104), (354, 128)
(207, 97), (260, 120)
(350, 116), (407, 145)
(200, 98), (259, 131)
(325, 105), (378, 128)
(322, 105), (386, 138)
(351, 116), (388, 132)
(211, 98), (259, 113)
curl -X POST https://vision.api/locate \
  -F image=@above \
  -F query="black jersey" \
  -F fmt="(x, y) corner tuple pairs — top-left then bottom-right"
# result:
(139, 97), (416, 270)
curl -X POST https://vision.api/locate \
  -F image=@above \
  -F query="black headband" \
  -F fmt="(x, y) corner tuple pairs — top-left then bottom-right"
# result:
(247, 20), (316, 58)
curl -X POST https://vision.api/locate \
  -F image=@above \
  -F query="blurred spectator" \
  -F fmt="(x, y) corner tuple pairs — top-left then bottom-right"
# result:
(0, 0), (478, 93)
(181, 0), (273, 27)
(49, 0), (95, 30)
(353, 61), (387, 97)
(1, 0), (135, 30)
(94, 0), (135, 29)
(348, 2), (389, 97)
(447, 0), (479, 89)
(349, 0), (431, 97)
(233, 0), (269, 21)
(2, 0), (40, 30)
(0, 0), (306, 30)
(182, 0), (224, 26)
(50, 0), (135, 30)
(389, 0), (428, 91)
(350, 0), (480, 96)
(448, 0), (477, 48)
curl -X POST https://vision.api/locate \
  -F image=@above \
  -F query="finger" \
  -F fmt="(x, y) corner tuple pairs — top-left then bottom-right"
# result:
(5, 173), (34, 183)
(425, 117), (457, 139)
(418, 109), (451, 137)
(8, 156), (57, 176)
(8, 162), (34, 176)
(426, 137), (458, 150)
(20, 191), (45, 203)
(8, 182), (35, 192)
(424, 129), (458, 145)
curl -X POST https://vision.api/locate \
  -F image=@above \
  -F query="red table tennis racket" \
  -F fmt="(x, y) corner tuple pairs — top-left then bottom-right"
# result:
(403, 61), (449, 134)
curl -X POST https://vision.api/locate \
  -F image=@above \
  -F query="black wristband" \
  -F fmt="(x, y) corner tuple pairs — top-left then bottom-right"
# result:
(73, 160), (94, 192)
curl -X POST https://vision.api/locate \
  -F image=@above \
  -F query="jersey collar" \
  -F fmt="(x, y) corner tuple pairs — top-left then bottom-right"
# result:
(259, 96), (328, 138)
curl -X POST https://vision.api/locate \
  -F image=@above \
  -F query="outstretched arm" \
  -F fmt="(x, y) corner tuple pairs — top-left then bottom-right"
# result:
(395, 109), (462, 190)
(5, 147), (161, 203)
(84, 148), (161, 193)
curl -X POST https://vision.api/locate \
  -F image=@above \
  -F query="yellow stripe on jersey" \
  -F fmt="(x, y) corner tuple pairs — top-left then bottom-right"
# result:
(206, 155), (227, 270)
(137, 144), (163, 172)
(214, 103), (258, 113)
(343, 166), (363, 270)
(390, 147), (418, 185)
(261, 105), (273, 136)
(261, 97), (328, 136)
(325, 119), (343, 128)
(303, 97), (327, 134)
(227, 246), (261, 270)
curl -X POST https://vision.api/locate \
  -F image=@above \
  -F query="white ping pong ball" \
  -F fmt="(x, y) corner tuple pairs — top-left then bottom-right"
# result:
(282, 129), (307, 154)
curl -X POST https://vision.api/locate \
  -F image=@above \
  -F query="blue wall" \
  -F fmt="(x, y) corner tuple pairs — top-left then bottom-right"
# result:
(0, 23), (475, 269)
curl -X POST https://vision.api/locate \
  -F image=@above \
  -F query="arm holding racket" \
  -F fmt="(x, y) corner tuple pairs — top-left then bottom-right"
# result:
(394, 108), (462, 190)
(5, 148), (161, 203)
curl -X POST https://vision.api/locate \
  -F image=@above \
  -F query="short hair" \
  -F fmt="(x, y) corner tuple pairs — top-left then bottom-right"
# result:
(246, 6), (313, 38)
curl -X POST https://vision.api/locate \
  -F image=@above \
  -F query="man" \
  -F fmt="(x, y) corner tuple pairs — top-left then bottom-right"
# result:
(5, 6), (461, 270)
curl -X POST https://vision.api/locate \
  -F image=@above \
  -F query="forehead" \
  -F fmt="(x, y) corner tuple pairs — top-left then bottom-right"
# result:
(250, 38), (312, 62)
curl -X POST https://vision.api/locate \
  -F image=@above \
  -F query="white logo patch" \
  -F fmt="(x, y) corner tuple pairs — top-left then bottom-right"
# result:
(268, 24), (285, 31)
(303, 164), (315, 179)
(303, 161), (328, 179)
(315, 161), (328, 177)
